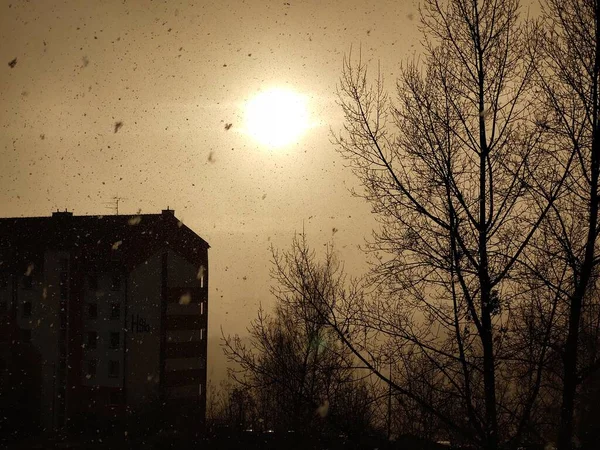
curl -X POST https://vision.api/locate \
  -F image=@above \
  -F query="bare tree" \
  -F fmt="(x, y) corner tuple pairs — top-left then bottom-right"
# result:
(523, 1), (600, 448)
(325, 0), (573, 448)
(222, 236), (372, 434)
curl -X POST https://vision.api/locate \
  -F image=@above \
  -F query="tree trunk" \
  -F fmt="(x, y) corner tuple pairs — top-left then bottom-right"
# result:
(557, 6), (600, 445)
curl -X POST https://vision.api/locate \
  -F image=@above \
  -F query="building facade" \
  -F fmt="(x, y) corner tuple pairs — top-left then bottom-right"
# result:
(0, 209), (209, 432)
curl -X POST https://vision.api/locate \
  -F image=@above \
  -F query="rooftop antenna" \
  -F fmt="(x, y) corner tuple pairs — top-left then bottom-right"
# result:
(104, 196), (127, 215)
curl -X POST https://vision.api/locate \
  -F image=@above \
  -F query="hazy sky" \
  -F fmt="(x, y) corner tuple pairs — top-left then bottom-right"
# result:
(1, 0), (445, 383)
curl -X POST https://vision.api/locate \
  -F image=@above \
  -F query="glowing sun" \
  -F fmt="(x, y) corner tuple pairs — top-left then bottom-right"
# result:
(245, 88), (310, 148)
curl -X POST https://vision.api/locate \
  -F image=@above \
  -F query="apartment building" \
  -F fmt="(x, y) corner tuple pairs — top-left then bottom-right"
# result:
(0, 209), (209, 431)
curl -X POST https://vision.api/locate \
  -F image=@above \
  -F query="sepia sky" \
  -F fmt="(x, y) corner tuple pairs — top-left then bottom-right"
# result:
(0, 0), (538, 383)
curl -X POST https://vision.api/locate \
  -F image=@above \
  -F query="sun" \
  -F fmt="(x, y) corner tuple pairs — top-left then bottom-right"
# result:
(245, 88), (310, 148)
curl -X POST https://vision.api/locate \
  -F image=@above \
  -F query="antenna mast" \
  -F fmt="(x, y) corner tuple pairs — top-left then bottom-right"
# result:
(104, 196), (127, 215)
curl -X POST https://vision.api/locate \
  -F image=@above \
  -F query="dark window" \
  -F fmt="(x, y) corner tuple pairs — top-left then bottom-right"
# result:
(86, 360), (97, 378)
(22, 276), (32, 290)
(108, 360), (119, 378)
(109, 390), (123, 405)
(110, 332), (120, 350)
(88, 303), (97, 319)
(111, 274), (121, 291)
(110, 303), (120, 320)
(87, 331), (97, 349)
(60, 344), (66, 357)
(88, 274), (98, 291)
(60, 272), (69, 299)
(59, 258), (69, 271)
(20, 329), (31, 343)
(59, 338), (67, 354)
(22, 302), (32, 318)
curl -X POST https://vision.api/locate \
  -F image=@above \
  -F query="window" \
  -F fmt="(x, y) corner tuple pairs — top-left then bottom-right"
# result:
(20, 329), (31, 343)
(110, 303), (120, 320)
(88, 303), (97, 319)
(109, 332), (120, 350)
(109, 390), (123, 405)
(87, 331), (98, 349)
(59, 258), (69, 271)
(22, 276), (32, 290)
(86, 359), (97, 378)
(108, 360), (119, 378)
(88, 274), (98, 291)
(200, 302), (204, 315)
(59, 337), (67, 354)
(111, 274), (121, 291)
(200, 328), (205, 341)
(58, 363), (66, 381)
(198, 265), (205, 288)
(22, 301), (32, 318)
(59, 272), (68, 299)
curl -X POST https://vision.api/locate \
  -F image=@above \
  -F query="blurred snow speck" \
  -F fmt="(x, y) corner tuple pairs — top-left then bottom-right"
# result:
(114, 121), (123, 133)
(112, 240), (123, 250)
(8, 58), (17, 68)
(179, 292), (192, 305)
(207, 151), (215, 163)
(197, 265), (206, 280)
(43, 287), (48, 300)
(128, 216), (142, 226)
(25, 263), (34, 276)
(316, 400), (329, 418)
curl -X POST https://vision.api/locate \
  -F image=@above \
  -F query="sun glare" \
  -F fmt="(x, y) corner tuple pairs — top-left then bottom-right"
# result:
(245, 88), (310, 148)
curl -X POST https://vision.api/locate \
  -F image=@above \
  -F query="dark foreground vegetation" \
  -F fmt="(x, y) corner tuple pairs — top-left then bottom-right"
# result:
(12, 427), (453, 450)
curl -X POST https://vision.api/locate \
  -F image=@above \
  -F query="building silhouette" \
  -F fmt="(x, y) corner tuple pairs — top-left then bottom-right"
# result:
(0, 209), (209, 433)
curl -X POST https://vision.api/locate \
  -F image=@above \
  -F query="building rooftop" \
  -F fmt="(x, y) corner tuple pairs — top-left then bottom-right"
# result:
(0, 209), (209, 272)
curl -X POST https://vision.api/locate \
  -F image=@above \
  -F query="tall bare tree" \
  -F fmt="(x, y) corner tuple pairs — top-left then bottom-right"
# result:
(524, 1), (600, 448)
(326, 0), (572, 448)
